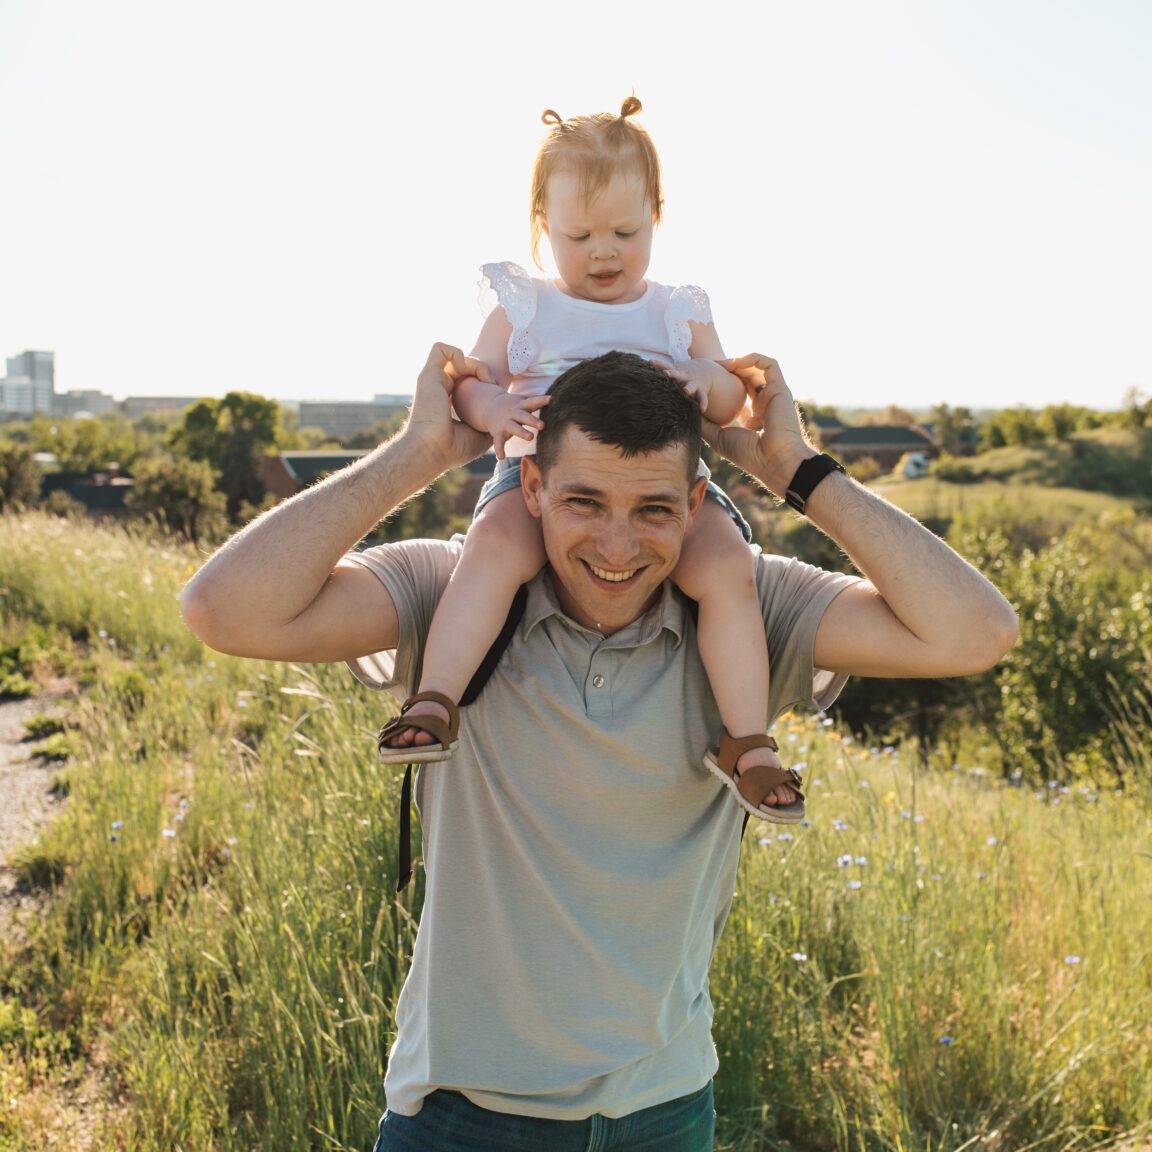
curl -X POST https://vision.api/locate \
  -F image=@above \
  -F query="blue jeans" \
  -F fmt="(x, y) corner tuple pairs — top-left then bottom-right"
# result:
(371, 1082), (715, 1151)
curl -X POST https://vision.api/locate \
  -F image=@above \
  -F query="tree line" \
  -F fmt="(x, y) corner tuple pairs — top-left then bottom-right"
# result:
(3, 393), (1151, 786)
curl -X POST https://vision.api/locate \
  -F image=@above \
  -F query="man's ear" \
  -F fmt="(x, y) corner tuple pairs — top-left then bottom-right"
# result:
(687, 474), (708, 521)
(521, 456), (544, 519)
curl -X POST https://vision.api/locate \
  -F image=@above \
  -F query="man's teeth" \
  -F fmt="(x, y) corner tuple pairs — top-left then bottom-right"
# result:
(590, 564), (636, 583)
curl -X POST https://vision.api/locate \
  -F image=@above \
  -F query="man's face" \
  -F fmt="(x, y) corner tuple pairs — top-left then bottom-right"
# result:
(522, 428), (706, 635)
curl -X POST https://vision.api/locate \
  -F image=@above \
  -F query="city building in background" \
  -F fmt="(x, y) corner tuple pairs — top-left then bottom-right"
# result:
(2, 349), (56, 416)
(0, 346), (413, 433)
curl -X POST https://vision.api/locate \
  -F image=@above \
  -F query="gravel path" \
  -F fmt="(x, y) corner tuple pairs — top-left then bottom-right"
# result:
(0, 685), (75, 939)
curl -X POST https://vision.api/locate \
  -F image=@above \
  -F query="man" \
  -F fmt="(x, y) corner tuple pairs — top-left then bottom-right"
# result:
(181, 344), (1017, 1151)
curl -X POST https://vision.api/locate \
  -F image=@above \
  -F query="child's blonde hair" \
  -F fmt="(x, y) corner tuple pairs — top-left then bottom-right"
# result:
(529, 95), (664, 269)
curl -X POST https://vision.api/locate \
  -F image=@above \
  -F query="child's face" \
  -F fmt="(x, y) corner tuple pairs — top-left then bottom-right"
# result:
(542, 169), (655, 304)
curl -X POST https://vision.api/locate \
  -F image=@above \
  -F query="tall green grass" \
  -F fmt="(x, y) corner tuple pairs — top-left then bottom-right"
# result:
(1, 512), (1150, 1151)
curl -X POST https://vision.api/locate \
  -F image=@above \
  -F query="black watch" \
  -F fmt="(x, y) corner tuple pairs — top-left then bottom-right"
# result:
(783, 453), (845, 514)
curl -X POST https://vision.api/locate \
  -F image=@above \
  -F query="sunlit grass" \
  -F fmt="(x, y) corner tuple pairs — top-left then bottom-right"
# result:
(0, 512), (1150, 1151)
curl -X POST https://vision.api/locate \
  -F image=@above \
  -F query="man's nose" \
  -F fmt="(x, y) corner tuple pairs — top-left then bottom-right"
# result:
(597, 515), (637, 564)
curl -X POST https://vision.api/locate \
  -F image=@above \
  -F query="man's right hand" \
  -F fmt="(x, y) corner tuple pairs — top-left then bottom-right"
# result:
(702, 353), (815, 500)
(405, 343), (496, 474)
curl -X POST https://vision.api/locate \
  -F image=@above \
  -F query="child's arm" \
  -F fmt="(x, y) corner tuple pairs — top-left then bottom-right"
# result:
(451, 307), (550, 459)
(667, 321), (749, 427)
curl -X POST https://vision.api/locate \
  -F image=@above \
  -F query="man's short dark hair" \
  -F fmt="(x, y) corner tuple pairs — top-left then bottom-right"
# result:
(535, 351), (702, 481)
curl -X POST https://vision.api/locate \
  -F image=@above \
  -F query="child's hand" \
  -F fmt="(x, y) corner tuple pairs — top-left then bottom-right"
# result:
(661, 358), (714, 412)
(485, 392), (551, 460)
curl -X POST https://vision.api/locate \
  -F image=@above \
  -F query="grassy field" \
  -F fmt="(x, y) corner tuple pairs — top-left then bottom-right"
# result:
(0, 512), (1150, 1151)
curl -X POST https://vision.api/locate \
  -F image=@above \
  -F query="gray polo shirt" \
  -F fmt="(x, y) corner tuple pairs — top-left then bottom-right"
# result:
(346, 537), (855, 1120)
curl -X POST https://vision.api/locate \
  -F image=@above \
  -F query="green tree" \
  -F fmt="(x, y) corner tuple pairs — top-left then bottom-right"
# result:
(981, 407), (1045, 449)
(171, 392), (282, 522)
(126, 456), (227, 545)
(0, 442), (40, 513)
(26, 413), (144, 473)
(929, 403), (978, 456)
(973, 522), (1152, 785)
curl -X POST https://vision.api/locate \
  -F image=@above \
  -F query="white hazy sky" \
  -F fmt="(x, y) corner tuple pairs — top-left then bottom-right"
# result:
(1, 0), (1149, 412)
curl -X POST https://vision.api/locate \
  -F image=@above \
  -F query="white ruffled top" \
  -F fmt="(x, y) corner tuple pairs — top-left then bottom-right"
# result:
(479, 261), (715, 455)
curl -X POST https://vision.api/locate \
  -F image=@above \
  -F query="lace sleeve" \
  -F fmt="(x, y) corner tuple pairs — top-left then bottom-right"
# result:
(479, 262), (540, 375)
(665, 283), (715, 362)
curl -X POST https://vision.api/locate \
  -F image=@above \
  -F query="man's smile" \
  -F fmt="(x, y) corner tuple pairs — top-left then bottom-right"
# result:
(588, 562), (639, 583)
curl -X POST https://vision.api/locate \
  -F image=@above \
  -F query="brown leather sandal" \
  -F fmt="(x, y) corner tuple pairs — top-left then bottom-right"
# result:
(377, 691), (460, 764)
(703, 730), (806, 824)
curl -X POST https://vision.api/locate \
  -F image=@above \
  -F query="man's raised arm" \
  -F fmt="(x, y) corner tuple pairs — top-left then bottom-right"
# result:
(704, 353), (1019, 679)
(180, 344), (491, 665)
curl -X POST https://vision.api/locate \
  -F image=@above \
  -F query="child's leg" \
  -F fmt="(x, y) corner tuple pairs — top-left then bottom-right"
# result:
(382, 488), (545, 751)
(672, 500), (798, 809)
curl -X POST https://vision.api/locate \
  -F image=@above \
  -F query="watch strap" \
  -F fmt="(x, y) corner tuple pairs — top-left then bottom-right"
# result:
(783, 453), (845, 514)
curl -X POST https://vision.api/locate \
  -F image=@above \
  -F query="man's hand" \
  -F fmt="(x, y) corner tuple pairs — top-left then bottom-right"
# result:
(701, 353), (815, 498)
(405, 344), (495, 474)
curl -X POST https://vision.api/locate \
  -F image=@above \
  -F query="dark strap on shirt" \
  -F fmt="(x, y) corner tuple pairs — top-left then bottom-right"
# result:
(396, 585), (529, 892)
(393, 586), (749, 891)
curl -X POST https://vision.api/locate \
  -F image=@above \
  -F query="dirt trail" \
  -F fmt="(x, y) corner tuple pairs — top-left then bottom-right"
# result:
(0, 686), (75, 940)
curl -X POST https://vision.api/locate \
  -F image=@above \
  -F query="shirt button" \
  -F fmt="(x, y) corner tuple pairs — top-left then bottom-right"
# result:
(592, 675), (605, 688)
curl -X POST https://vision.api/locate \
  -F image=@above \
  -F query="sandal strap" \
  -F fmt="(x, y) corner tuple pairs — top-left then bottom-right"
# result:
(377, 691), (459, 752)
(718, 730), (779, 768)
(716, 730), (805, 810)
(399, 691), (459, 741)
(731, 761), (805, 810)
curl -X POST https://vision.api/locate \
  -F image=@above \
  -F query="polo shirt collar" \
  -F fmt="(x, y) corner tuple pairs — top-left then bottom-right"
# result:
(523, 570), (692, 648)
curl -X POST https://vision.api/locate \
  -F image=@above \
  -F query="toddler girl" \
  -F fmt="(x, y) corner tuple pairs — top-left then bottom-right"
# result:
(377, 97), (803, 822)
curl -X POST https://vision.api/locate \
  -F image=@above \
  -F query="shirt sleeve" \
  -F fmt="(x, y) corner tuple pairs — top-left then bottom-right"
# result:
(755, 550), (859, 720)
(340, 537), (461, 698)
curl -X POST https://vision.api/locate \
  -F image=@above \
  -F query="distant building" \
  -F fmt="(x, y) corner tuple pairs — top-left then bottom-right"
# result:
(56, 389), (120, 418)
(263, 449), (494, 512)
(1, 349), (55, 416)
(297, 399), (410, 439)
(121, 396), (203, 419)
(815, 423), (936, 471)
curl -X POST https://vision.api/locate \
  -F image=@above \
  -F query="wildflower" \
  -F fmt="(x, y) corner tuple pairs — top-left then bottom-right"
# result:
(111, 820), (124, 830)
(790, 952), (808, 962)
(938, 1035), (954, 1046)
(226, 837), (239, 846)
(1064, 955), (1081, 966)
(776, 832), (794, 842)
(108, 834), (120, 843)
(847, 880), (862, 890)
(858, 779), (870, 788)
(98, 629), (108, 638)
(855, 856), (868, 867)
(986, 836), (999, 846)
(161, 827), (176, 839)
(837, 853), (853, 868)
(758, 837), (773, 847)
(832, 819), (849, 831)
